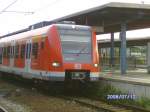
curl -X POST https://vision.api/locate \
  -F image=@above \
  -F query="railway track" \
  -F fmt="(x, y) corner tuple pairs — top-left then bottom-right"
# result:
(59, 96), (150, 112)
(119, 104), (150, 112)
(1, 76), (150, 112)
(0, 106), (8, 112)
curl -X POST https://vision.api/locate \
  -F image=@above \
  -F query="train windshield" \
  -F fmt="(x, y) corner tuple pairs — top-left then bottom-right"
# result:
(58, 25), (92, 63)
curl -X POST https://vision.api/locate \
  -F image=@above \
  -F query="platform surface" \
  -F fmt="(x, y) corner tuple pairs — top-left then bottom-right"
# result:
(99, 68), (150, 86)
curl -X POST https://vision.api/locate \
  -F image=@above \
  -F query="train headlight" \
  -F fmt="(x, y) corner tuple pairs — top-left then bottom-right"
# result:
(94, 63), (98, 67)
(52, 62), (60, 67)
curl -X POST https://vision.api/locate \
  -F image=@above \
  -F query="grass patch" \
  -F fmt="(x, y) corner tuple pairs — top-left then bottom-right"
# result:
(81, 82), (150, 110)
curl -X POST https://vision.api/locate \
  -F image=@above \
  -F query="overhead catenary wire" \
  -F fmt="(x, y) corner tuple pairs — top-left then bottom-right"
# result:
(0, 0), (61, 15)
(0, 0), (18, 14)
(0, 0), (33, 15)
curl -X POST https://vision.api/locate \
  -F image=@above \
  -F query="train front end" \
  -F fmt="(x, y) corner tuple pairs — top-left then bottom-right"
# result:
(57, 24), (100, 81)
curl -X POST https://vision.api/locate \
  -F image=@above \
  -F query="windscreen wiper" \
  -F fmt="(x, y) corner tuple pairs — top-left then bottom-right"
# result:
(76, 45), (88, 56)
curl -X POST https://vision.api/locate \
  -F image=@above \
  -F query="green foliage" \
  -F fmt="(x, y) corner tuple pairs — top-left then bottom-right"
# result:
(91, 83), (150, 110)
(136, 97), (150, 110)
(80, 82), (150, 110)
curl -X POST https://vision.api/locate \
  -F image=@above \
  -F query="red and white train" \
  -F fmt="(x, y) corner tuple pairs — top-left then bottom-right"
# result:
(0, 23), (100, 81)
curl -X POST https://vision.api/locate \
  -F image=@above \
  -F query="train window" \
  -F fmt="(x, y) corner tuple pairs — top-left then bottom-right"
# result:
(1, 47), (3, 54)
(1, 47), (2, 57)
(9, 46), (10, 58)
(15, 45), (19, 58)
(32, 43), (38, 59)
(7, 46), (10, 58)
(8, 46), (10, 58)
(58, 28), (92, 63)
(29, 43), (31, 59)
(26, 43), (28, 59)
(21, 44), (25, 58)
(4, 47), (7, 58)
(41, 41), (44, 49)
(2, 47), (5, 58)
(2, 47), (4, 57)
(25, 43), (31, 59)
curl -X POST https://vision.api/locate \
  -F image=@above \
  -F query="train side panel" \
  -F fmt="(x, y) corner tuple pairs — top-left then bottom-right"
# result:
(0, 24), (100, 81)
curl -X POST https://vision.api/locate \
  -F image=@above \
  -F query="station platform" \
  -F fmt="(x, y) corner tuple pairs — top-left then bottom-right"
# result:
(100, 68), (150, 85)
(99, 68), (150, 98)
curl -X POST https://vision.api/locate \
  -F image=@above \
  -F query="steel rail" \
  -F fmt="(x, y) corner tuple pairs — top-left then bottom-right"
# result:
(0, 106), (8, 112)
(119, 104), (150, 112)
(58, 96), (132, 112)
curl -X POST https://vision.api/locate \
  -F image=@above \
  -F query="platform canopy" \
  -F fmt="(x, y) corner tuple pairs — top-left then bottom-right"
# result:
(48, 2), (150, 75)
(51, 2), (150, 33)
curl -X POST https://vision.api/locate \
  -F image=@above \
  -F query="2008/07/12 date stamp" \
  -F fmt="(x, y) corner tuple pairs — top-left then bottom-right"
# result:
(107, 94), (136, 100)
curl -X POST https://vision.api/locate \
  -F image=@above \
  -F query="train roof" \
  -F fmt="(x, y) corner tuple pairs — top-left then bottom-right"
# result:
(0, 25), (50, 43)
(56, 24), (91, 30)
(0, 24), (91, 43)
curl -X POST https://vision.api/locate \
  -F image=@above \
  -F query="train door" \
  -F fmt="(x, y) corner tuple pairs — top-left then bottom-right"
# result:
(10, 40), (15, 68)
(25, 40), (32, 73)
(31, 37), (40, 70)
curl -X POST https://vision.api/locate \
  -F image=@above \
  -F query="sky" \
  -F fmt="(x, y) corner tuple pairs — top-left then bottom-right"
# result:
(1, 0), (150, 39)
